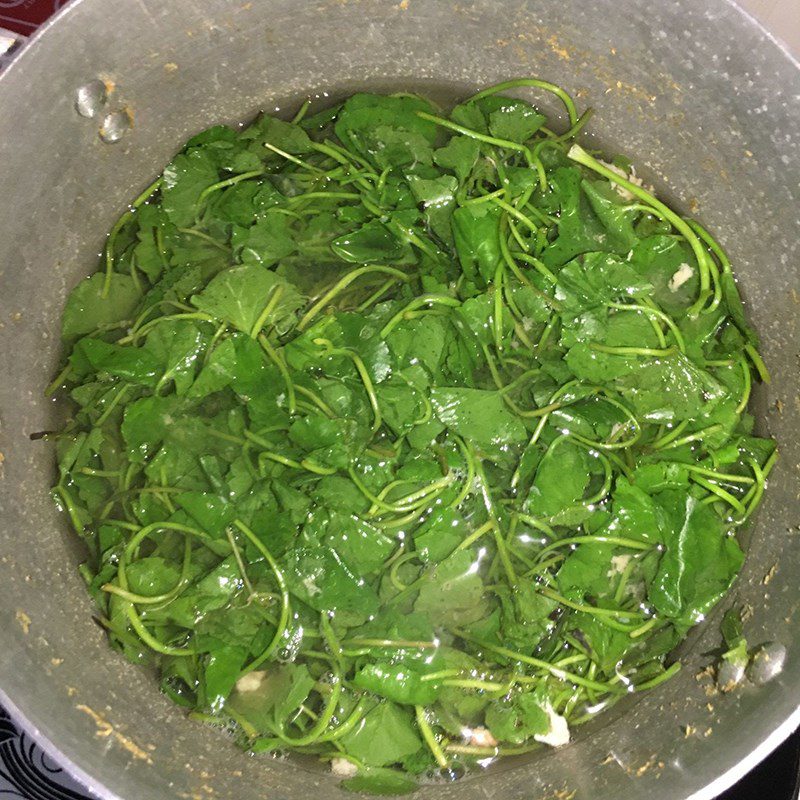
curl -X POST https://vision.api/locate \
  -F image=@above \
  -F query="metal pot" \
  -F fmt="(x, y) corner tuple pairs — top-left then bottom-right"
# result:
(0, 1), (798, 798)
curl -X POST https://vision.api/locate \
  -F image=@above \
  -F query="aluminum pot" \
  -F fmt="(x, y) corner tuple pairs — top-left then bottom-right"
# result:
(0, 1), (798, 798)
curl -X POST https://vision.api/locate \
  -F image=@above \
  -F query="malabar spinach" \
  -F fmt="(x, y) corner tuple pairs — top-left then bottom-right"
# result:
(48, 78), (776, 793)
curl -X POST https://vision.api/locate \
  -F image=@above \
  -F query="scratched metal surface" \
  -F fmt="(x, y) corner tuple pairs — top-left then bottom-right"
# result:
(0, 2), (798, 799)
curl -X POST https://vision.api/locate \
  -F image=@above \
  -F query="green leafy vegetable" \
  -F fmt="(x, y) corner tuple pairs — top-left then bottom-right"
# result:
(47, 78), (776, 790)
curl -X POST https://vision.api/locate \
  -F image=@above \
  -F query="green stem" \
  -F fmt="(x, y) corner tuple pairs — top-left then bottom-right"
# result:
(608, 301), (686, 353)
(292, 99), (312, 124)
(176, 227), (232, 253)
(123, 604), (194, 656)
(415, 706), (448, 769)
(234, 519), (291, 674)
(515, 251), (558, 284)
(735, 356), (752, 414)
(633, 661), (681, 691)
(590, 343), (676, 358)
(465, 77), (579, 126)
(298, 265), (411, 331)
(538, 535), (652, 559)
(416, 110), (544, 185)
(453, 629), (627, 694)
(658, 424), (723, 451)
(102, 176), (163, 297)
(453, 521), (496, 554)
(195, 170), (264, 224)
(258, 333), (296, 416)
(276, 674), (343, 746)
(250, 285), (285, 338)
(263, 141), (325, 173)
(690, 474), (746, 516)
(313, 339), (382, 433)
(744, 343), (770, 384)
(380, 294), (461, 338)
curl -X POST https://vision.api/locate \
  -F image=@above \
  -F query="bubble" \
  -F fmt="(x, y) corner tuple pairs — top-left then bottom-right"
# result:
(75, 79), (107, 118)
(99, 109), (132, 144)
(716, 659), (746, 692)
(747, 642), (787, 685)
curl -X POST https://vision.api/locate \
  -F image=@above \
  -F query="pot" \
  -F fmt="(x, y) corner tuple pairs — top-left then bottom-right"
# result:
(0, 1), (798, 798)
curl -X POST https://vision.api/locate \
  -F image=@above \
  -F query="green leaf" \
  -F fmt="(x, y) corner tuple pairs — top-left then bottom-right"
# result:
(431, 387), (527, 451)
(191, 264), (301, 334)
(568, 613), (636, 672)
(629, 235), (699, 315)
(162, 148), (220, 227)
(228, 664), (314, 735)
(283, 541), (380, 625)
(485, 689), (550, 744)
(144, 556), (242, 629)
(324, 512), (396, 575)
(526, 438), (592, 522)
(233, 214), (296, 267)
(615, 353), (727, 423)
(606, 478), (667, 543)
(335, 93), (438, 170)
(175, 492), (235, 537)
(187, 338), (237, 399)
(331, 220), (410, 264)
(376, 378), (425, 437)
(408, 174), (457, 245)
(121, 395), (181, 462)
(71, 339), (160, 386)
(341, 766), (418, 795)
(407, 174), (458, 208)
(245, 114), (314, 154)
(557, 542), (617, 600)
(273, 663), (316, 722)
(413, 507), (466, 563)
(451, 203), (502, 284)
(339, 701), (422, 767)
(648, 492), (744, 627)
(556, 252), (652, 313)
(487, 99), (546, 143)
(503, 166), (539, 199)
(145, 319), (207, 394)
(581, 179), (639, 250)
(496, 582), (556, 652)
(433, 136), (480, 183)
(721, 271), (759, 346)
(450, 101), (488, 133)
(61, 273), (142, 339)
(414, 549), (488, 627)
(203, 644), (248, 710)
(387, 316), (450, 379)
(126, 557), (181, 596)
(353, 662), (440, 706)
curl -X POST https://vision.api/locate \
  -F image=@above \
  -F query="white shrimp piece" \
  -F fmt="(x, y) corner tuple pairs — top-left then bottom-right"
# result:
(331, 758), (359, 778)
(599, 160), (642, 201)
(466, 727), (498, 748)
(534, 706), (571, 748)
(607, 554), (632, 579)
(669, 262), (694, 292)
(235, 670), (266, 693)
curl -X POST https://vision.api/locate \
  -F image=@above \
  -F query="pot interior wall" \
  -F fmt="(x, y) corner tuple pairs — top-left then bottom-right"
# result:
(0, 2), (798, 799)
